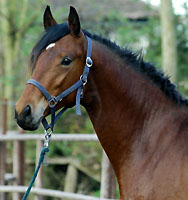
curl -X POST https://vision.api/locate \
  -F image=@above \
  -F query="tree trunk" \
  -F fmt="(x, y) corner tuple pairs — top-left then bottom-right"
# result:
(160, 0), (177, 82)
(0, 0), (14, 128)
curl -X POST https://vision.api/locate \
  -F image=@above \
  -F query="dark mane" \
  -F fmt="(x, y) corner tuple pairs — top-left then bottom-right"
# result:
(83, 30), (188, 107)
(30, 23), (188, 106)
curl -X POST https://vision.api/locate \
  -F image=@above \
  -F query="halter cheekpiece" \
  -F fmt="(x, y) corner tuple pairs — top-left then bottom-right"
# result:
(26, 36), (93, 134)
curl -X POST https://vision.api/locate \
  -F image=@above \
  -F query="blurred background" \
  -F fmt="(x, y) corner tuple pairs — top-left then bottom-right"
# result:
(0, 0), (188, 199)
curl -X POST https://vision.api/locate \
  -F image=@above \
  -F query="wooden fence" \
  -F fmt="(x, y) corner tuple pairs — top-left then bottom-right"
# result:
(0, 99), (117, 200)
(0, 186), (113, 200)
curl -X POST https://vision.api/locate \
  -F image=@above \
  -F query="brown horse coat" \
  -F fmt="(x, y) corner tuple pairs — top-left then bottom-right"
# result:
(15, 6), (188, 200)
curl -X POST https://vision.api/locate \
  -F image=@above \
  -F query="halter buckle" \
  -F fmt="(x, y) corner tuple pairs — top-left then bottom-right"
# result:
(48, 96), (57, 107)
(86, 57), (93, 68)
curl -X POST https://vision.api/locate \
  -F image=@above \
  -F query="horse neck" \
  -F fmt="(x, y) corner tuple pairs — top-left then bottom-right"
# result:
(83, 40), (184, 173)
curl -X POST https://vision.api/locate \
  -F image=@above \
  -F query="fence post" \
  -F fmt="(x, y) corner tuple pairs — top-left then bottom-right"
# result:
(100, 150), (116, 199)
(13, 128), (25, 200)
(0, 99), (7, 200)
(34, 140), (43, 200)
(18, 128), (25, 199)
(64, 163), (78, 194)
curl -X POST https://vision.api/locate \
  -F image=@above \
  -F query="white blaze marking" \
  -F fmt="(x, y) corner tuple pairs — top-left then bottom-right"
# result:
(46, 43), (55, 50)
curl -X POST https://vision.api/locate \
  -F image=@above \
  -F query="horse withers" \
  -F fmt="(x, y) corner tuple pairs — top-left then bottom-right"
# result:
(15, 6), (188, 200)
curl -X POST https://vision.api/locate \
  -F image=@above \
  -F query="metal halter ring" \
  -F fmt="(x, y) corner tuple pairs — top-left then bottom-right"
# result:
(86, 57), (93, 68)
(44, 130), (52, 148)
(80, 75), (87, 85)
(48, 96), (57, 107)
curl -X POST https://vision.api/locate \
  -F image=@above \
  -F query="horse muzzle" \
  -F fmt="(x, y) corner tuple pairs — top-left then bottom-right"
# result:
(15, 105), (42, 130)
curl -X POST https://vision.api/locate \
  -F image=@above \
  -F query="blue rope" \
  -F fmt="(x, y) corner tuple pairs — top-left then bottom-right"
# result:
(22, 147), (49, 200)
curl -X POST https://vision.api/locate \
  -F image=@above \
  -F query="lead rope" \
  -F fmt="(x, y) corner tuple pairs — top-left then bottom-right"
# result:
(22, 131), (51, 200)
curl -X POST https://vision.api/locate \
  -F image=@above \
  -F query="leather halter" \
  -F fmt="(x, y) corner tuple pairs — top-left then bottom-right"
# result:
(26, 36), (93, 132)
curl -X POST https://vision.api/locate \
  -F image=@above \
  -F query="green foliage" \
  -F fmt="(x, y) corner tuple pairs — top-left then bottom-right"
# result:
(54, 108), (94, 133)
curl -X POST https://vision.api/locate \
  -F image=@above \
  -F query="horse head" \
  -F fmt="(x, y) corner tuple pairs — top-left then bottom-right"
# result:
(15, 6), (88, 130)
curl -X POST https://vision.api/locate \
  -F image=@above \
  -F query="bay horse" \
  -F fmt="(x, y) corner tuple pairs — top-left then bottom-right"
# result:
(15, 6), (188, 200)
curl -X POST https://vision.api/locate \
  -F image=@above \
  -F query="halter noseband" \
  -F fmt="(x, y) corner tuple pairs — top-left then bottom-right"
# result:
(26, 36), (93, 132)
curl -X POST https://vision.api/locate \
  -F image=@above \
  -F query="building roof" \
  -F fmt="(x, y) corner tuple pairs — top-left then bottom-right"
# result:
(52, 0), (158, 21)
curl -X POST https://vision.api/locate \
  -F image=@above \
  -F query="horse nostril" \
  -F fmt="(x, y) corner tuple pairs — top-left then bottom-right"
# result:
(22, 105), (32, 118)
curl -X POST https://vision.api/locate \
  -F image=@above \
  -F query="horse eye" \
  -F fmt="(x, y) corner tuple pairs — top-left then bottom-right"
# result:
(61, 57), (72, 66)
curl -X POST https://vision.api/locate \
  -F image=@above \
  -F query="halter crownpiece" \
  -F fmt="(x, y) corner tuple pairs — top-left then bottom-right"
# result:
(26, 36), (93, 133)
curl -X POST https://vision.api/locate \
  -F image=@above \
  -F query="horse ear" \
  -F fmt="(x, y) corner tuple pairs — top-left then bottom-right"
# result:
(68, 6), (81, 37)
(43, 5), (57, 30)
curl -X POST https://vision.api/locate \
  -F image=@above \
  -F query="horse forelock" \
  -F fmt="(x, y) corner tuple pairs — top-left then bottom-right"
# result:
(29, 23), (70, 73)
